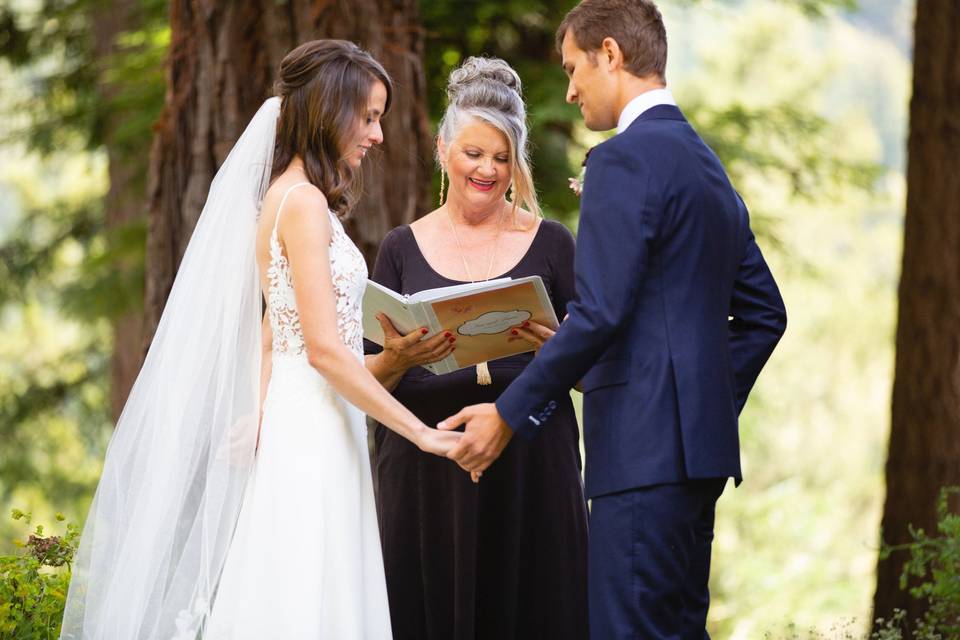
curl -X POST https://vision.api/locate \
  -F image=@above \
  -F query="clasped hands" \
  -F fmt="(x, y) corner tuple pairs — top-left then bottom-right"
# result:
(377, 313), (556, 483)
(435, 319), (553, 481)
(438, 403), (513, 483)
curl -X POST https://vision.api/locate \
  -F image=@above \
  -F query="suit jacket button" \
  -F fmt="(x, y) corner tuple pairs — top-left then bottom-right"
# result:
(548, 400), (558, 409)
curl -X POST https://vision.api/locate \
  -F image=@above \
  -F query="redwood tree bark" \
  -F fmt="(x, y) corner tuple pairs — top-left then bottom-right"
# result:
(143, 0), (432, 346)
(873, 0), (960, 624)
(93, 0), (147, 420)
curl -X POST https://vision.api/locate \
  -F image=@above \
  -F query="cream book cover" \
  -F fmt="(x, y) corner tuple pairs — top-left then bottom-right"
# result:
(362, 276), (559, 375)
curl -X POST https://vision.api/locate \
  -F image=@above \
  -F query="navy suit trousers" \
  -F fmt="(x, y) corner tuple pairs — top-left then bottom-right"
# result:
(589, 479), (727, 640)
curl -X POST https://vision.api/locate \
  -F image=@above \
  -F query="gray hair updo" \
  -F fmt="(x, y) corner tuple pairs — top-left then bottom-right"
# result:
(437, 56), (541, 222)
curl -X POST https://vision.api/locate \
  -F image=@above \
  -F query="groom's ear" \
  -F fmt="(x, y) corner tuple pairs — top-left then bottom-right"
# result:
(599, 36), (625, 72)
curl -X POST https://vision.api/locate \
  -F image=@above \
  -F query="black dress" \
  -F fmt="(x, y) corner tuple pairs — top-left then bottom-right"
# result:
(365, 220), (589, 640)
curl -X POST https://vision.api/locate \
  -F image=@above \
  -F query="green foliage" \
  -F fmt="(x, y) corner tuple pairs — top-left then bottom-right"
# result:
(868, 610), (944, 640)
(0, 333), (110, 507)
(877, 488), (960, 637)
(0, 200), (103, 306)
(0, 0), (166, 308)
(0, 0), (99, 153)
(0, 0), (167, 154)
(788, 0), (858, 16)
(759, 614), (941, 639)
(0, 153), (114, 517)
(763, 620), (860, 639)
(690, 102), (881, 201)
(0, 0), (165, 530)
(761, 490), (960, 639)
(0, 510), (78, 639)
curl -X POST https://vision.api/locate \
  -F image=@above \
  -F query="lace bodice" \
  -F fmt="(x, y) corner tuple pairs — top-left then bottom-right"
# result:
(266, 182), (368, 359)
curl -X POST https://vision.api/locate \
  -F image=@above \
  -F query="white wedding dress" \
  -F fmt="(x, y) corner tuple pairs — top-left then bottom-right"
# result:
(204, 183), (393, 639)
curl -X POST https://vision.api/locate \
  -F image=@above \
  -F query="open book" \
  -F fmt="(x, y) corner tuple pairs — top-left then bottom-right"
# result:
(362, 276), (559, 375)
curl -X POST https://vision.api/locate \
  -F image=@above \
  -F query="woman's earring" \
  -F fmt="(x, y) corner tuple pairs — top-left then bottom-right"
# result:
(439, 168), (447, 206)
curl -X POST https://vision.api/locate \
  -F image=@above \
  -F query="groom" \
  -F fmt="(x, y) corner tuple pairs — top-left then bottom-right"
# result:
(440, 0), (787, 637)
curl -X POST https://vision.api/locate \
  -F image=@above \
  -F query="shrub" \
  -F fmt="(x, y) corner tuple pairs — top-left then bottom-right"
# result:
(0, 509), (78, 639)
(764, 488), (960, 640)
(874, 486), (960, 639)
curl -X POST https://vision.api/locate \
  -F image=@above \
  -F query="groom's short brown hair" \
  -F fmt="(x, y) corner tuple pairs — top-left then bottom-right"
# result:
(556, 0), (667, 82)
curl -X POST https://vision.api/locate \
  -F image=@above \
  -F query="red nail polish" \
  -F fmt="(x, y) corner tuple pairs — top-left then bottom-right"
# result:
(522, 321), (530, 328)
(511, 329), (518, 335)
(421, 328), (429, 334)
(449, 337), (456, 343)
(451, 347), (456, 352)
(444, 332), (452, 338)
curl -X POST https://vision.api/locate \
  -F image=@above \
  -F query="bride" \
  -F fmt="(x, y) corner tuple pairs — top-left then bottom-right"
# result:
(60, 40), (461, 639)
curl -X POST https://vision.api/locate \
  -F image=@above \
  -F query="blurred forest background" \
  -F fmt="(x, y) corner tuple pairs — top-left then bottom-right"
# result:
(0, 0), (944, 636)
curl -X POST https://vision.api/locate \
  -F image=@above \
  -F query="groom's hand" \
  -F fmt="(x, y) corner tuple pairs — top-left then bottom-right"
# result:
(438, 403), (513, 479)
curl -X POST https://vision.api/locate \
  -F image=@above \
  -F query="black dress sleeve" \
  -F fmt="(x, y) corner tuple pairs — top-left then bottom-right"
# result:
(547, 221), (577, 319)
(363, 227), (406, 356)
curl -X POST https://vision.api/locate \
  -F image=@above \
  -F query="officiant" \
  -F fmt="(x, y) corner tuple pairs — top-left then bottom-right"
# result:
(363, 56), (588, 640)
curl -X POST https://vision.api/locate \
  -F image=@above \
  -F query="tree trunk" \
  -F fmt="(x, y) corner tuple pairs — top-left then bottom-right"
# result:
(873, 0), (960, 625)
(93, 0), (147, 420)
(143, 0), (432, 347)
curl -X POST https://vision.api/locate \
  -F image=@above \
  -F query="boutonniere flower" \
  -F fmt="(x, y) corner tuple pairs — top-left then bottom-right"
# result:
(568, 147), (592, 197)
(568, 166), (585, 197)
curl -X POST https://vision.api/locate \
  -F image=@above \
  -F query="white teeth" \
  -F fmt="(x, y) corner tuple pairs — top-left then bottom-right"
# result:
(470, 178), (494, 186)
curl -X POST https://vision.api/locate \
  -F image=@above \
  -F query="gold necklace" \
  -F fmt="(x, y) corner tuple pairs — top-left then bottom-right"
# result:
(445, 203), (508, 385)
(445, 206), (505, 282)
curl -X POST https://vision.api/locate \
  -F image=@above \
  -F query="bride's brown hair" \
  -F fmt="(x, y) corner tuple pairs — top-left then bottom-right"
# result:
(272, 40), (393, 215)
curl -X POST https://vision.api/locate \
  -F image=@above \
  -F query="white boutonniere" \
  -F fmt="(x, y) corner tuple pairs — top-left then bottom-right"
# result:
(568, 148), (592, 197)
(568, 166), (585, 197)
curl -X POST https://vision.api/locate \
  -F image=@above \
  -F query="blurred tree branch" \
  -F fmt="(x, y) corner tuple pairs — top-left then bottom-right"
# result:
(0, 0), (166, 515)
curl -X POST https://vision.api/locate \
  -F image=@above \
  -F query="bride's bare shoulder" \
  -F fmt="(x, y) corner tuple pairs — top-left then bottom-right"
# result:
(261, 178), (329, 234)
(263, 177), (326, 213)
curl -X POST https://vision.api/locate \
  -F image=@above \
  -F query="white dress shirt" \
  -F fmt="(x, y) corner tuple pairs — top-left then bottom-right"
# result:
(616, 88), (677, 134)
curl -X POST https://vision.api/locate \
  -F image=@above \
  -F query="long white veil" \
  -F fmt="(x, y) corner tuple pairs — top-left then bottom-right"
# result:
(61, 97), (281, 640)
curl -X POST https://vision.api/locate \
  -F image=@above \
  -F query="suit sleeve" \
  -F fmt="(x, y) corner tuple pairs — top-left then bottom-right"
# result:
(728, 209), (787, 413)
(496, 143), (656, 439)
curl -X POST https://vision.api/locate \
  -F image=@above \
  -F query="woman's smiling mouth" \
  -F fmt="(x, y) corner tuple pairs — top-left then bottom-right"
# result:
(468, 177), (496, 191)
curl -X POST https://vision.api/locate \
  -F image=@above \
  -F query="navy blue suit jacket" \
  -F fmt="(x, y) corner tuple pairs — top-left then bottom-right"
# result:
(496, 105), (786, 499)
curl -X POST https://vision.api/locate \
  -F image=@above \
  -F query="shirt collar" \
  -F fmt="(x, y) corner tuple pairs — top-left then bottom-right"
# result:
(616, 88), (677, 134)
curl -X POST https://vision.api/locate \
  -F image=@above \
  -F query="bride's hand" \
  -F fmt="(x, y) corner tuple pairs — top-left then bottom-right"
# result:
(215, 413), (259, 465)
(415, 425), (463, 457)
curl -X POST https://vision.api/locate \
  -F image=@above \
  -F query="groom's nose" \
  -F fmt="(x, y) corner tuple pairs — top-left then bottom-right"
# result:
(566, 80), (577, 104)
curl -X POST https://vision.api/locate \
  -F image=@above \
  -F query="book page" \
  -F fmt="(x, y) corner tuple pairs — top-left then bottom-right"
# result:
(428, 279), (559, 369)
(362, 281), (419, 346)
(408, 277), (512, 303)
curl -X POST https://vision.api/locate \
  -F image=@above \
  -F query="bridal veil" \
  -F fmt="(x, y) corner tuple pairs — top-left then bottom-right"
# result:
(61, 97), (281, 639)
